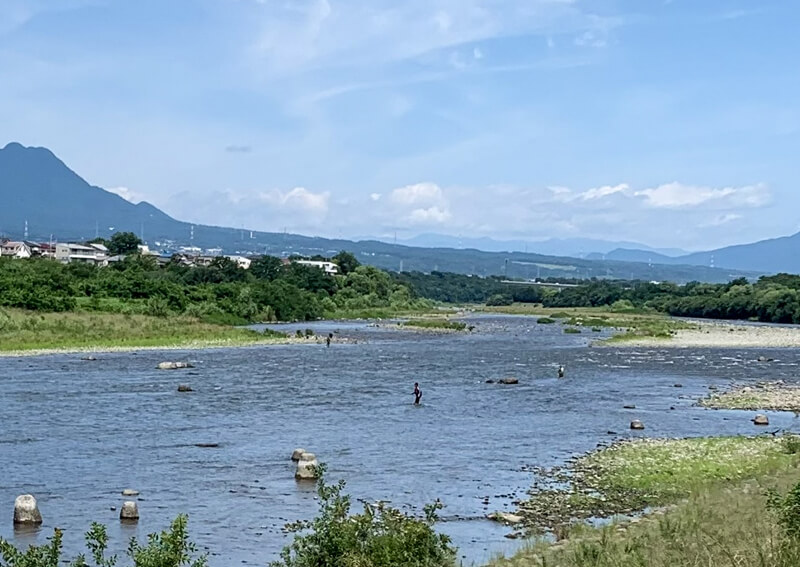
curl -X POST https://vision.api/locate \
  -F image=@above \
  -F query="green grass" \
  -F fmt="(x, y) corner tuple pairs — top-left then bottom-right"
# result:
(482, 305), (696, 342)
(490, 436), (800, 567)
(517, 436), (799, 533)
(0, 308), (285, 352)
(400, 318), (468, 331)
(563, 327), (582, 334)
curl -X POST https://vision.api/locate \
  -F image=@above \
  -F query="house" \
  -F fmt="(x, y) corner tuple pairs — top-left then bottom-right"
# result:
(225, 255), (252, 270)
(293, 259), (339, 275)
(0, 240), (32, 259)
(54, 243), (108, 266)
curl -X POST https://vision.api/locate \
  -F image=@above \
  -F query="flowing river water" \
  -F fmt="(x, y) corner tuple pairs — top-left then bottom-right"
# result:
(2, 314), (800, 565)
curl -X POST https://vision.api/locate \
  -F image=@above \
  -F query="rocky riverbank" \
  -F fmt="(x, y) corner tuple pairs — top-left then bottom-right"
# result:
(606, 320), (800, 348)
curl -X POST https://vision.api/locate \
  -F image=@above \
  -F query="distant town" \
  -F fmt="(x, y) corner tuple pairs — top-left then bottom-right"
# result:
(0, 237), (340, 274)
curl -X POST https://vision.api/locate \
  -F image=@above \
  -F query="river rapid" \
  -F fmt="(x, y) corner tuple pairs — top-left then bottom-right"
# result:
(1, 314), (799, 565)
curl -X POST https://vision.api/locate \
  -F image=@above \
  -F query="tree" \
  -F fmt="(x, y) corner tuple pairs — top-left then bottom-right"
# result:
(108, 231), (142, 255)
(332, 251), (360, 276)
(251, 255), (284, 281)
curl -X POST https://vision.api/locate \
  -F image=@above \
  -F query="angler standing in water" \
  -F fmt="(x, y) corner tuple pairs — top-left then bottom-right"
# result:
(413, 382), (422, 405)
(558, 365), (565, 378)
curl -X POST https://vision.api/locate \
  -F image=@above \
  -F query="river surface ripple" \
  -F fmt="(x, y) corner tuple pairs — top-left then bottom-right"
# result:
(1, 314), (799, 565)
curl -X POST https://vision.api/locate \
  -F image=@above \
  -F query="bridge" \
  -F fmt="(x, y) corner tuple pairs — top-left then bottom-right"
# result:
(500, 280), (580, 289)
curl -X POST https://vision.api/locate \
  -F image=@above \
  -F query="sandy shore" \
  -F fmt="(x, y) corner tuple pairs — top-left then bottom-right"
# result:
(701, 381), (800, 412)
(0, 336), (353, 358)
(603, 320), (800, 348)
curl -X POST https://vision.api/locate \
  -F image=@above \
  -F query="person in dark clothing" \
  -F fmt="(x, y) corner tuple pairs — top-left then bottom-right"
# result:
(413, 382), (422, 405)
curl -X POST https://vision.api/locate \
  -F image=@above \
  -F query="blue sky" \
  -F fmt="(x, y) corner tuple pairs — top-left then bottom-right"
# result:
(1, 0), (798, 250)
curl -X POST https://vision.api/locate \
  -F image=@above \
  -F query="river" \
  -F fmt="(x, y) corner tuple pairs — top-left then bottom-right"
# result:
(1, 314), (799, 565)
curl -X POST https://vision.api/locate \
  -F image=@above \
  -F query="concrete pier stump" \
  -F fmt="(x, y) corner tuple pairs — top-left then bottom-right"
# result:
(120, 501), (139, 521)
(295, 452), (319, 480)
(13, 495), (42, 525)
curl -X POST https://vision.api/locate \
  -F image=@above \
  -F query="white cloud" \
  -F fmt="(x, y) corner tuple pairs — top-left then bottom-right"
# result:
(370, 192), (382, 201)
(473, 47), (483, 60)
(107, 186), (144, 204)
(577, 183), (628, 201)
(390, 182), (446, 206)
(408, 206), (451, 224)
(635, 182), (769, 209)
(249, 0), (618, 73)
(258, 186), (330, 214)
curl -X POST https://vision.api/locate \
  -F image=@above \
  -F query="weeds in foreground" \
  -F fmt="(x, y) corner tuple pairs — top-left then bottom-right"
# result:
(272, 464), (456, 567)
(0, 516), (206, 567)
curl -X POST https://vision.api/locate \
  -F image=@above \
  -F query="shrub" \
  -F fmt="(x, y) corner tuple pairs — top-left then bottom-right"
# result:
(537, 317), (556, 324)
(485, 294), (513, 306)
(564, 327), (582, 334)
(0, 515), (206, 567)
(273, 464), (456, 567)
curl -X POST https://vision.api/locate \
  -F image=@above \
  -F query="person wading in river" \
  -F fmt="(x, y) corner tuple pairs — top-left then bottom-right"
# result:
(413, 382), (422, 405)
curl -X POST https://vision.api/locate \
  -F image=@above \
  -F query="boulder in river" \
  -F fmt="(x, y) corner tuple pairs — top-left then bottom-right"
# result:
(295, 452), (319, 480)
(623, 405), (636, 409)
(630, 420), (645, 430)
(488, 512), (524, 525)
(13, 495), (42, 525)
(177, 384), (193, 392)
(121, 489), (140, 497)
(120, 501), (139, 521)
(498, 378), (519, 385)
(753, 414), (769, 426)
(291, 448), (306, 461)
(158, 362), (194, 370)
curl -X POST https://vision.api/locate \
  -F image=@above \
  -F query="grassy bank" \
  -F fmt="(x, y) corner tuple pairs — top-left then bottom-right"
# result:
(0, 308), (285, 353)
(702, 382), (800, 412)
(491, 435), (800, 567)
(400, 318), (469, 331)
(481, 305), (695, 342)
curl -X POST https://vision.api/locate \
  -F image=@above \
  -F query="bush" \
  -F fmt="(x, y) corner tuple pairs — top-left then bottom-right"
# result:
(0, 515), (206, 567)
(273, 464), (456, 567)
(485, 294), (513, 306)
(537, 317), (556, 324)
(564, 327), (582, 334)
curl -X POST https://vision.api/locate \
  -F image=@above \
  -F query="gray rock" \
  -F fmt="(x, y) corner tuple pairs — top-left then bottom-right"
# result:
(121, 489), (140, 497)
(488, 512), (524, 525)
(177, 384), (193, 392)
(120, 501), (139, 520)
(498, 378), (519, 385)
(291, 448), (306, 461)
(623, 405), (636, 409)
(753, 414), (769, 426)
(13, 494), (42, 525)
(630, 420), (645, 430)
(158, 361), (194, 370)
(295, 452), (319, 480)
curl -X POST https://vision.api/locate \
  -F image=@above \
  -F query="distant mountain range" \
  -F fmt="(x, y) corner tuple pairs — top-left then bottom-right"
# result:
(384, 233), (688, 258)
(0, 141), (783, 282)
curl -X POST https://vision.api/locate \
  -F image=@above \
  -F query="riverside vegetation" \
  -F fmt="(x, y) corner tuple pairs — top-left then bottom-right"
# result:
(490, 435), (800, 567)
(0, 468), (456, 567)
(5, 440), (800, 567)
(0, 250), (431, 351)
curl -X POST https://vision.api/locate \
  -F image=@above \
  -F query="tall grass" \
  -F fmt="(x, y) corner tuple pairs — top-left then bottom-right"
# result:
(0, 308), (282, 352)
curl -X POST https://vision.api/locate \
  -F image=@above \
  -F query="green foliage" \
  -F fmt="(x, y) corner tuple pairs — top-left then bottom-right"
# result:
(332, 251), (360, 275)
(0, 529), (63, 567)
(401, 319), (467, 331)
(486, 294), (513, 306)
(536, 317), (555, 324)
(0, 251), (421, 326)
(273, 464), (455, 567)
(126, 515), (207, 567)
(0, 516), (205, 567)
(108, 232), (142, 256)
(563, 327), (582, 334)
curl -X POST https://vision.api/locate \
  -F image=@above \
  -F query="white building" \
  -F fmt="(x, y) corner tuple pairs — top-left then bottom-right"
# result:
(0, 241), (32, 259)
(55, 243), (108, 266)
(225, 255), (252, 269)
(294, 259), (339, 275)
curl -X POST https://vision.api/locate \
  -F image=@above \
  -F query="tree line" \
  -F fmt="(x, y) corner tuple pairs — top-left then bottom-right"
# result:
(0, 250), (428, 323)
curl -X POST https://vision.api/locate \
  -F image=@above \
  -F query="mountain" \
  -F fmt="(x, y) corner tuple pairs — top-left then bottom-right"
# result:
(0, 142), (180, 241)
(0, 141), (757, 283)
(390, 233), (688, 258)
(675, 234), (800, 274)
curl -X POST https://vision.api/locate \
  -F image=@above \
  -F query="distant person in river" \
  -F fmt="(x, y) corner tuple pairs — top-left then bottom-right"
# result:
(326, 333), (332, 347)
(558, 365), (565, 379)
(413, 382), (422, 405)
